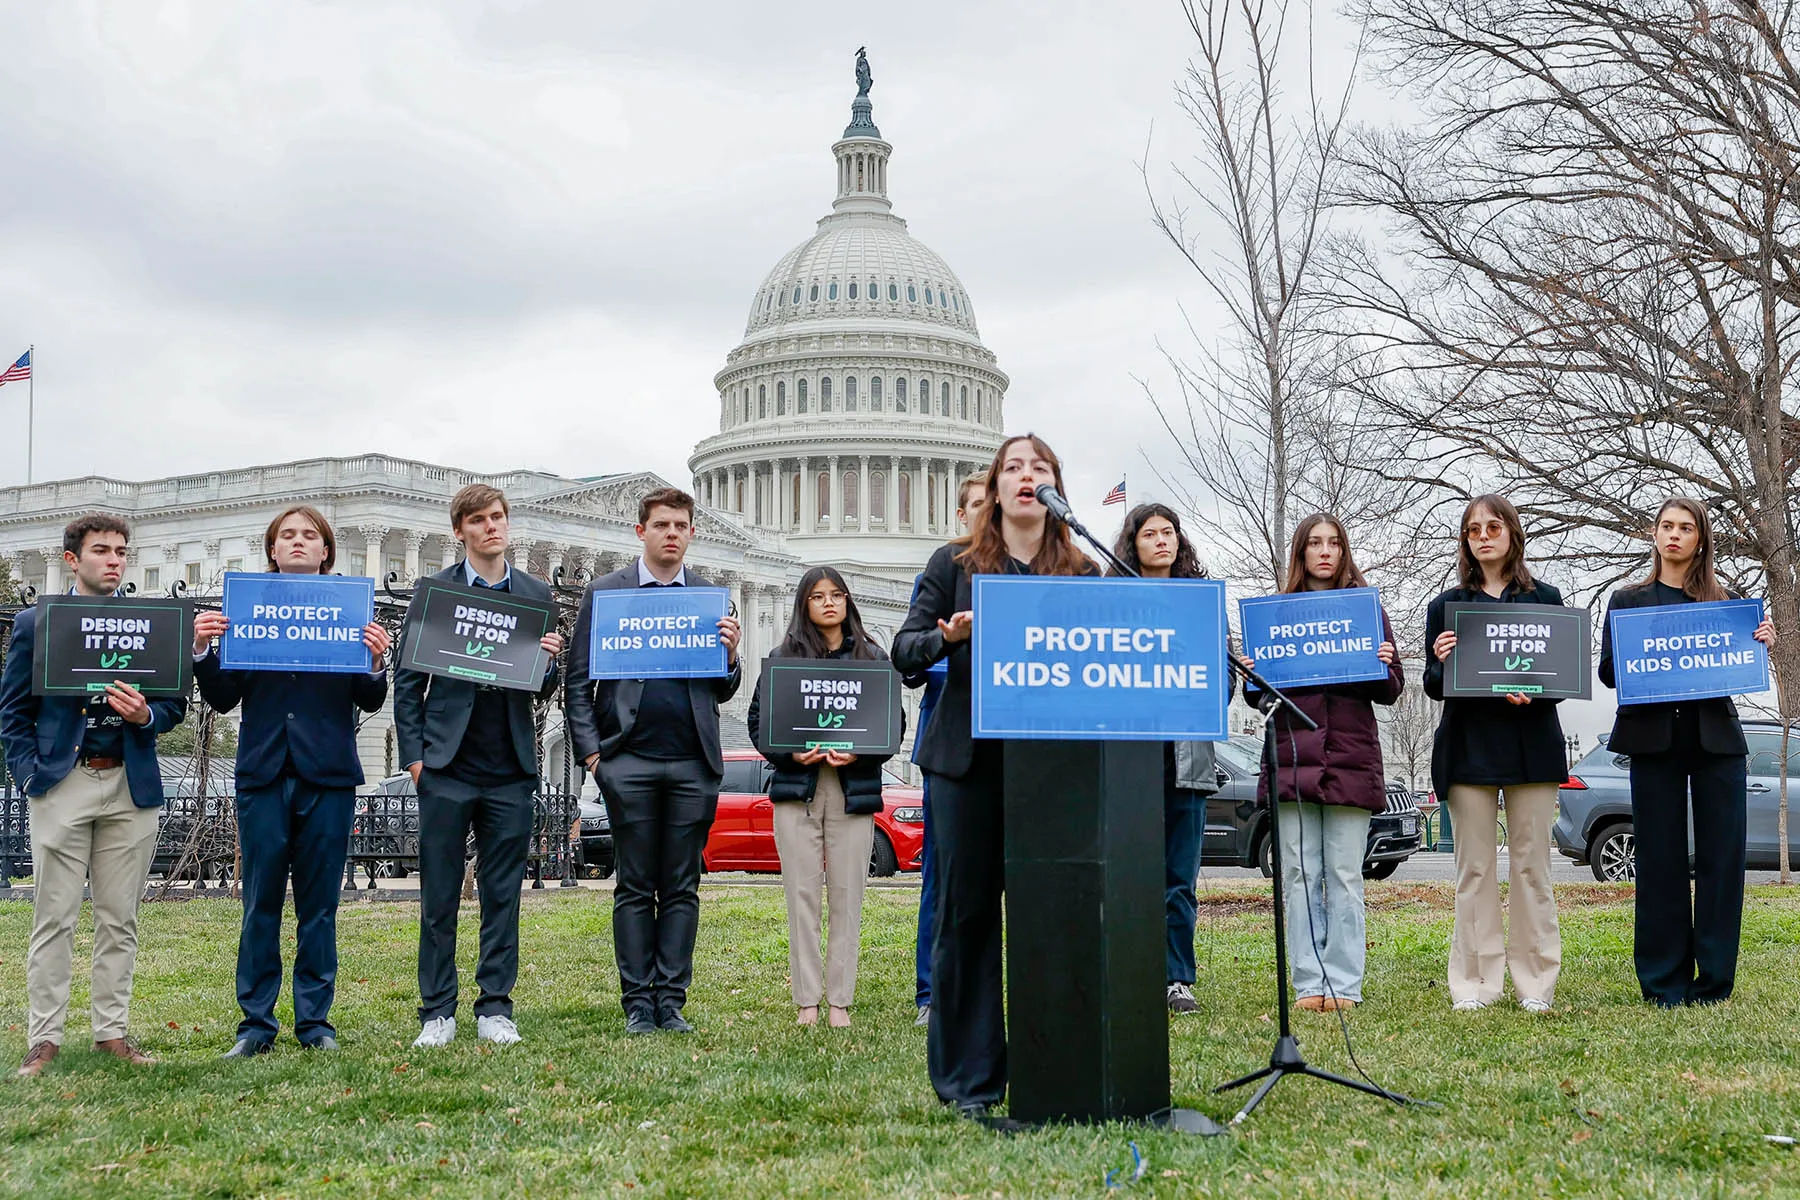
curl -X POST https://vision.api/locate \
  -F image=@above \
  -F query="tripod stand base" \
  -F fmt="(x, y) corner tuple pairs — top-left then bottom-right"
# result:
(1215, 1035), (1410, 1124)
(1154, 1107), (1229, 1136)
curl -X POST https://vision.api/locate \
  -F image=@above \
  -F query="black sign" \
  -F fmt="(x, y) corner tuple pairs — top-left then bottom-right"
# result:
(32, 594), (194, 697)
(755, 658), (902, 756)
(1444, 602), (1591, 700)
(399, 578), (554, 691)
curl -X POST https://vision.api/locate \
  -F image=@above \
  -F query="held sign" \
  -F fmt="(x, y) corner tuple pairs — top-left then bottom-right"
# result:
(1609, 599), (1769, 705)
(972, 576), (1229, 741)
(218, 572), (376, 673)
(1444, 602), (1592, 700)
(1238, 587), (1387, 689)
(400, 578), (553, 691)
(755, 658), (902, 755)
(587, 588), (730, 680)
(32, 594), (194, 697)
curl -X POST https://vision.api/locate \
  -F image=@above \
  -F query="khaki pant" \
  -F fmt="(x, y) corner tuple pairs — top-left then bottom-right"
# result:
(773, 767), (874, 1009)
(27, 766), (161, 1046)
(1446, 783), (1562, 1005)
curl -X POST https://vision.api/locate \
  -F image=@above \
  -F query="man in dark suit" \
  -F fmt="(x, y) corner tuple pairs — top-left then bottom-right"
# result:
(394, 484), (563, 1049)
(1, 514), (187, 1078)
(566, 486), (740, 1034)
(192, 505), (392, 1057)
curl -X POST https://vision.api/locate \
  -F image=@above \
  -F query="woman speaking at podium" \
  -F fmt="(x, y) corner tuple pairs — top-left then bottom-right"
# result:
(894, 433), (1098, 1120)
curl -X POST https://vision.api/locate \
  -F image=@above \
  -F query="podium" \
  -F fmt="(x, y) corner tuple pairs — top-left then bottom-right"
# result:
(1003, 739), (1169, 1124)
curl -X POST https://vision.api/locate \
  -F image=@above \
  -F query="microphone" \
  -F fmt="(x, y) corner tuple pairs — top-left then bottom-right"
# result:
(1034, 483), (1076, 523)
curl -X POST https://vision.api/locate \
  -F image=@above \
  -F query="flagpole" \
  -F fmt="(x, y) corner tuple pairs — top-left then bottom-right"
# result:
(26, 343), (34, 485)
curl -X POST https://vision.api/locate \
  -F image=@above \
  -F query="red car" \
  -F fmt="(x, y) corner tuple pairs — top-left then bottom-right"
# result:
(704, 748), (925, 876)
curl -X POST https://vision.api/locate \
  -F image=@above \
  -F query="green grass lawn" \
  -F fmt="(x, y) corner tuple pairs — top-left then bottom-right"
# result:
(1, 881), (1798, 1198)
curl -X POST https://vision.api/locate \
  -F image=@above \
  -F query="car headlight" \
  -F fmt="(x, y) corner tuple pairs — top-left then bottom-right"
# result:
(892, 807), (925, 824)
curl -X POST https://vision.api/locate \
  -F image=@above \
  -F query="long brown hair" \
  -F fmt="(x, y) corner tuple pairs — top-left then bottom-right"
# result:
(1640, 496), (1728, 601)
(1457, 494), (1534, 593)
(1109, 503), (1205, 579)
(263, 505), (336, 574)
(956, 434), (1092, 577)
(1283, 512), (1367, 593)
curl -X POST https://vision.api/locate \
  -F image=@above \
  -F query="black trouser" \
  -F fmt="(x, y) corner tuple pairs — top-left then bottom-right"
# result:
(235, 776), (354, 1045)
(1629, 747), (1747, 1006)
(416, 770), (536, 1023)
(926, 745), (1007, 1108)
(597, 752), (721, 1017)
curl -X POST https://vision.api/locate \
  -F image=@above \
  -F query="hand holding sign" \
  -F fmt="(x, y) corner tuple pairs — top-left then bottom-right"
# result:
(104, 681), (153, 725)
(363, 622), (391, 668)
(717, 615), (741, 661)
(194, 610), (229, 656)
(541, 630), (564, 659)
(1755, 619), (1777, 646)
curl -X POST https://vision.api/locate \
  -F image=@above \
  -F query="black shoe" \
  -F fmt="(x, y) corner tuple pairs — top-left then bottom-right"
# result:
(625, 1010), (659, 1035)
(955, 1101), (990, 1121)
(222, 1038), (272, 1059)
(303, 1035), (339, 1051)
(657, 1008), (694, 1034)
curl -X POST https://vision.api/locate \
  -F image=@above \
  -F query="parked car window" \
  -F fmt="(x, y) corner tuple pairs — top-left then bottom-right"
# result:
(1745, 731), (1794, 776)
(722, 760), (765, 794)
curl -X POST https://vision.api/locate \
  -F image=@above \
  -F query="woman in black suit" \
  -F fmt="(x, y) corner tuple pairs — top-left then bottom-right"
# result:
(1423, 495), (1569, 1014)
(893, 433), (1098, 1119)
(1597, 497), (1775, 1006)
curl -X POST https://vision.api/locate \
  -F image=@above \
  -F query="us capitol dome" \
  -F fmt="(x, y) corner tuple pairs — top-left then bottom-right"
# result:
(688, 52), (1008, 579)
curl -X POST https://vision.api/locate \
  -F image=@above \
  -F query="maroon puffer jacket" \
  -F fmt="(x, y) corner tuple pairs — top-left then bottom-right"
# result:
(1248, 610), (1405, 814)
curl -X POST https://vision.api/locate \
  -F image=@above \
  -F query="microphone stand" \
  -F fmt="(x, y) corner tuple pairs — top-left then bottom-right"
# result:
(1045, 492), (1411, 1126)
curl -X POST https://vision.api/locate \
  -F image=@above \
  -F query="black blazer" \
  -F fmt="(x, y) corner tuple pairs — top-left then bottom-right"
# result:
(1598, 583), (1747, 757)
(1422, 580), (1570, 798)
(745, 639), (900, 814)
(195, 648), (388, 791)
(565, 563), (742, 776)
(0, 604), (187, 806)
(393, 563), (560, 774)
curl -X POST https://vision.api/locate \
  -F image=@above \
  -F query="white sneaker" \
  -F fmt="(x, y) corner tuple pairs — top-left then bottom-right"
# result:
(412, 1016), (456, 1048)
(1518, 997), (1553, 1015)
(477, 1015), (522, 1045)
(1451, 999), (1487, 1012)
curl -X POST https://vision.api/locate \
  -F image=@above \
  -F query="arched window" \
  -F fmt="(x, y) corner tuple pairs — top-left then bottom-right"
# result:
(816, 472), (831, 521)
(941, 289), (950, 308)
(940, 382), (951, 416)
(960, 385), (969, 419)
(871, 471), (886, 521)
(918, 379), (930, 413)
(735, 476), (745, 512)
(758, 384), (767, 418)
(888, 283), (898, 301)
(975, 388), (981, 423)
(895, 376), (908, 412)
(871, 376), (883, 411)
(928, 476), (939, 526)
(828, 281), (839, 300)
(925, 287), (935, 306)
(848, 281), (859, 299)
(843, 470), (859, 521)
(846, 376), (859, 407)
(868, 278), (878, 299)
(907, 284), (917, 302)
(793, 286), (802, 304)
(797, 378), (809, 413)
(776, 381), (787, 415)
(898, 471), (912, 523)
(791, 474), (801, 523)
(821, 376), (833, 411)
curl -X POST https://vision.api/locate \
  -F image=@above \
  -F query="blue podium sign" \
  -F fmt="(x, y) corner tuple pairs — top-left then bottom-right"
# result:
(1238, 587), (1387, 689)
(1610, 598), (1769, 705)
(218, 573), (375, 673)
(587, 587), (730, 680)
(972, 576), (1229, 741)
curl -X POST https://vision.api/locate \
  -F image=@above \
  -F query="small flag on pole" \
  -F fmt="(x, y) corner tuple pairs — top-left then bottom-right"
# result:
(0, 350), (29, 387)
(1102, 479), (1126, 506)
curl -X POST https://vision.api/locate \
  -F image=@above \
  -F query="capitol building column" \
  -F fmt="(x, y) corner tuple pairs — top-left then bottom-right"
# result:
(402, 530), (426, 584)
(799, 457), (814, 534)
(511, 538), (535, 578)
(41, 546), (63, 595)
(440, 537), (460, 573)
(358, 526), (387, 583)
(912, 460), (926, 533)
(828, 456), (842, 532)
(858, 456), (871, 533)
(886, 455), (900, 530)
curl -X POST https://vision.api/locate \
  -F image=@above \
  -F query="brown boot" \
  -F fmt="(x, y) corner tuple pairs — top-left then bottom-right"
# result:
(17, 1042), (59, 1078)
(94, 1038), (156, 1066)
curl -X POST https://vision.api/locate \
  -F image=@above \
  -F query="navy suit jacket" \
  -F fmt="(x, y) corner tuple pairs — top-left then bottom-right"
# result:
(195, 647), (389, 791)
(0, 605), (188, 807)
(565, 564), (741, 775)
(393, 563), (560, 775)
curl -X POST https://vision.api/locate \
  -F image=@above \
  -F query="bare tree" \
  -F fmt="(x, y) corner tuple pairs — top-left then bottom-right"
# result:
(1333, 0), (1800, 880)
(1377, 661), (1438, 788)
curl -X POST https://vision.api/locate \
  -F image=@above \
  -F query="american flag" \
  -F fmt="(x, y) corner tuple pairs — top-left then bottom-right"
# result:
(1101, 479), (1126, 506)
(0, 350), (28, 387)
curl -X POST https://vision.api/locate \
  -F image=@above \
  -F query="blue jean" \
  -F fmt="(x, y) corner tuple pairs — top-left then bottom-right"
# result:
(1163, 784), (1206, 985)
(914, 775), (936, 1007)
(235, 777), (354, 1044)
(1277, 801), (1370, 1002)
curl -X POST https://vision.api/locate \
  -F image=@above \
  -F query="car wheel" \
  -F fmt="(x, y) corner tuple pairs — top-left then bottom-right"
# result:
(1363, 860), (1400, 881)
(869, 831), (899, 877)
(1256, 831), (1274, 878)
(1590, 822), (1636, 882)
(372, 859), (405, 880)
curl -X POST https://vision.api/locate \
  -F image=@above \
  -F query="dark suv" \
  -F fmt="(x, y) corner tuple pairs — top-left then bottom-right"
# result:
(1203, 737), (1424, 878)
(1554, 721), (1800, 881)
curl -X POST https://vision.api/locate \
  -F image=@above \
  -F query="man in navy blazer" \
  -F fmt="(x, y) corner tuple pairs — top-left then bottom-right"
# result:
(394, 484), (563, 1050)
(567, 486), (740, 1034)
(192, 505), (392, 1057)
(1, 515), (187, 1078)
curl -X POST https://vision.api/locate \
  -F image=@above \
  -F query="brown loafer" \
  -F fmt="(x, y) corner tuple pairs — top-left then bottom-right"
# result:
(1295, 995), (1326, 1011)
(17, 1041), (58, 1077)
(1321, 997), (1358, 1012)
(94, 1037), (156, 1066)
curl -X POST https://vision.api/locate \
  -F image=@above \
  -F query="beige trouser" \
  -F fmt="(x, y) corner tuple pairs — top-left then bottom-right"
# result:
(1446, 783), (1562, 1005)
(27, 765), (161, 1046)
(773, 767), (874, 1009)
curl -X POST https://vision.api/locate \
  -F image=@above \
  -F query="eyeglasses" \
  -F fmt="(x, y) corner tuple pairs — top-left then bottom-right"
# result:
(808, 591), (849, 604)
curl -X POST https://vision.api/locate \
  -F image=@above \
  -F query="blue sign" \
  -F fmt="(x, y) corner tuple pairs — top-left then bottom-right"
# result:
(218, 572), (375, 673)
(1238, 587), (1387, 689)
(587, 587), (730, 680)
(1610, 598), (1769, 705)
(972, 576), (1229, 741)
